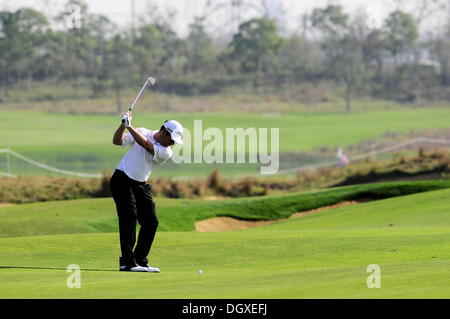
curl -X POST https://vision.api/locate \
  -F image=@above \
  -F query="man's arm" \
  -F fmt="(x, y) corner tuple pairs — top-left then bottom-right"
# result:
(126, 126), (155, 156)
(113, 123), (127, 146)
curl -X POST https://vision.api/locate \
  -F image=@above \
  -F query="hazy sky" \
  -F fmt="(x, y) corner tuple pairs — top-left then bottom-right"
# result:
(1, 0), (446, 36)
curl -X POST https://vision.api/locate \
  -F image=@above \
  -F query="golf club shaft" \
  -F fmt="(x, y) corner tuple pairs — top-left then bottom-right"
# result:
(129, 77), (153, 111)
(122, 76), (155, 124)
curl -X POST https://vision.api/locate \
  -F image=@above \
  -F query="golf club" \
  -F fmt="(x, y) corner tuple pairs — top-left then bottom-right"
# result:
(122, 76), (156, 124)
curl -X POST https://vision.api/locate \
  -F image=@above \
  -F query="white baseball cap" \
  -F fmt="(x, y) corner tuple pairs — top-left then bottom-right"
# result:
(163, 120), (184, 144)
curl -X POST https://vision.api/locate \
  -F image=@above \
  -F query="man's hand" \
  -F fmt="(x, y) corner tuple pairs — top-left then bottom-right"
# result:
(113, 110), (132, 145)
(121, 111), (132, 128)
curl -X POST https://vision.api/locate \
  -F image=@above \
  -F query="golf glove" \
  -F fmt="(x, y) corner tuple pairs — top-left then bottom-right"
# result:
(121, 112), (132, 128)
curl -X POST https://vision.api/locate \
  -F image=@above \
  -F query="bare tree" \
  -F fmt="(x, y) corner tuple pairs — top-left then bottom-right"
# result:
(394, 0), (448, 30)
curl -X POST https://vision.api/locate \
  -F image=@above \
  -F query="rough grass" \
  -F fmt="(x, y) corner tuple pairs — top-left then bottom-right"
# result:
(2, 150), (450, 204)
(0, 175), (109, 204)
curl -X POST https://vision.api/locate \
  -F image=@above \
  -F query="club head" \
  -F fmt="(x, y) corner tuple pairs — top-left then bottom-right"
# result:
(148, 77), (156, 86)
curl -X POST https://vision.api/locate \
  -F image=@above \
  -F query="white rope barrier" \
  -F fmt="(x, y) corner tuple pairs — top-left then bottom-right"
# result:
(1, 136), (450, 179)
(275, 137), (450, 175)
(0, 148), (102, 178)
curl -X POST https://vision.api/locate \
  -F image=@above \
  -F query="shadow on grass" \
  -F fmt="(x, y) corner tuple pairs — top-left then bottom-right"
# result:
(0, 266), (117, 272)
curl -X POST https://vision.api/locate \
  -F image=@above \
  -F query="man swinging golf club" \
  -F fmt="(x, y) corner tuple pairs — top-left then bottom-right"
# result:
(110, 110), (183, 272)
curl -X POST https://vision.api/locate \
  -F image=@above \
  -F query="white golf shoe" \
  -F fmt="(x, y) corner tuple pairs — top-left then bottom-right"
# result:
(145, 265), (160, 273)
(120, 265), (150, 272)
(120, 265), (160, 273)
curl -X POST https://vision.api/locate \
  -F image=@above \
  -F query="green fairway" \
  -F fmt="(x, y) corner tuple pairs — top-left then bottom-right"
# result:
(4, 108), (450, 152)
(2, 0), (450, 301)
(0, 182), (449, 298)
(2, 107), (450, 177)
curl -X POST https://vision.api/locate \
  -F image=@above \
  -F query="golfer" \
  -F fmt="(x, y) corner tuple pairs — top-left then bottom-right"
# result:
(110, 111), (183, 272)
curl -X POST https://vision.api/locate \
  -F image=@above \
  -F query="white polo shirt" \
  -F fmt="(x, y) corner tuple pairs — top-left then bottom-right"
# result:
(116, 128), (173, 182)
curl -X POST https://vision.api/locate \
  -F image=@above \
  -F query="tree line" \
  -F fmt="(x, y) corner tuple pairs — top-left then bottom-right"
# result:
(1, 0), (449, 112)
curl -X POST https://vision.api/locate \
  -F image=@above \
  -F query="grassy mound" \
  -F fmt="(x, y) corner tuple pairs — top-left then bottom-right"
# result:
(1, 180), (450, 237)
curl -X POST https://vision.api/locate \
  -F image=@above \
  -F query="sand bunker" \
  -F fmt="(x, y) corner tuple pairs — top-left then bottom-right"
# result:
(195, 201), (358, 232)
(195, 217), (278, 232)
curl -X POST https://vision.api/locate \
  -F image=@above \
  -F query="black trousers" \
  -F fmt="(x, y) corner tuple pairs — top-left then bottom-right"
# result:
(110, 169), (159, 267)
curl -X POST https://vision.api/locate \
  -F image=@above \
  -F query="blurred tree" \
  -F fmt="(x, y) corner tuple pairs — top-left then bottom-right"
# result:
(0, 8), (49, 98)
(277, 34), (319, 79)
(383, 10), (418, 68)
(428, 6), (450, 93)
(228, 17), (284, 90)
(132, 22), (184, 89)
(311, 5), (365, 112)
(383, 10), (419, 102)
(393, 0), (448, 31)
(55, 0), (116, 97)
(102, 34), (132, 112)
(184, 18), (218, 76)
(331, 35), (366, 113)
(311, 5), (349, 38)
(0, 0), (449, 104)
(54, 1), (97, 82)
(430, 34), (450, 86)
(275, 34), (321, 99)
(33, 30), (66, 81)
(350, 9), (388, 96)
(362, 29), (388, 94)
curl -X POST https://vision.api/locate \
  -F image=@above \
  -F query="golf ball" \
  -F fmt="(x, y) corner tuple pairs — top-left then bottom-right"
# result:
(197, 269), (203, 274)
